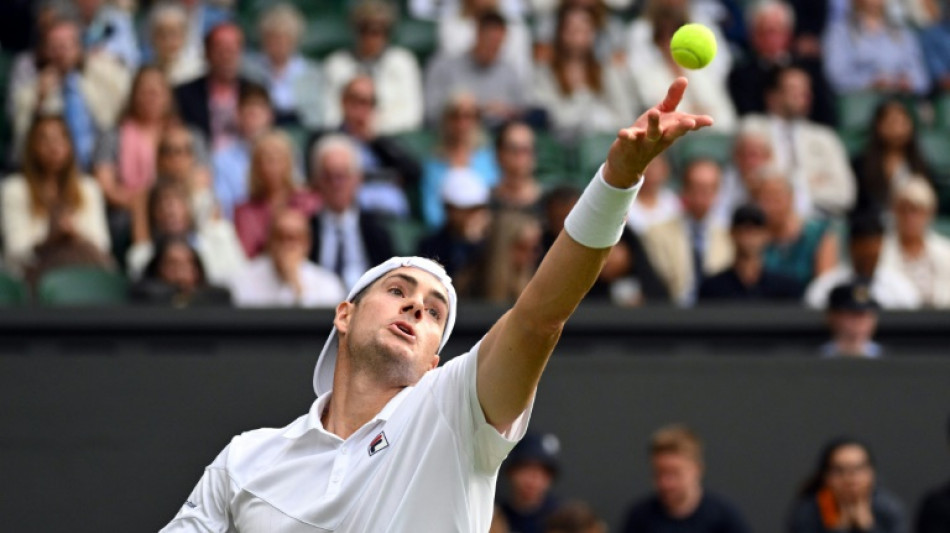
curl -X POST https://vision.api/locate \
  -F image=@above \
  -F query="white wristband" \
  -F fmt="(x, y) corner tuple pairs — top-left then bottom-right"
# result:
(564, 164), (643, 249)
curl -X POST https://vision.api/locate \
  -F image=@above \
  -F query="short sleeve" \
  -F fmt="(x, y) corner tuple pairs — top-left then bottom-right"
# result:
(159, 446), (235, 533)
(430, 341), (534, 474)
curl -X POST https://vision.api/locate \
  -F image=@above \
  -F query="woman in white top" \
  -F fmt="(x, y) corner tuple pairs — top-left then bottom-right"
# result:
(323, 0), (424, 134)
(880, 177), (950, 308)
(1, 115), (110, 274)
(626, 0), (737, 132)
(626, 153), (682, 234)
(532, 5), (636, 144)
(436, 0), (533, 79)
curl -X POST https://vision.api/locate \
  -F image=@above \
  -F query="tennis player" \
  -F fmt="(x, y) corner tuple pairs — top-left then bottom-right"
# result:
(161, 77), (713, 532)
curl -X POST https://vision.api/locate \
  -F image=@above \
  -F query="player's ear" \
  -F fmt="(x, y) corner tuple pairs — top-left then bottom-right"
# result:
(334, 300), (353, 334)
(427, 353), (440, 371)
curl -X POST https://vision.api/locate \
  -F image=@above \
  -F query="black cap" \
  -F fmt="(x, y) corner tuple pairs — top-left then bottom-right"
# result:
(828, 281), (879, 312)
(731, 204), (766, 229)
(504, 431), (560, 477)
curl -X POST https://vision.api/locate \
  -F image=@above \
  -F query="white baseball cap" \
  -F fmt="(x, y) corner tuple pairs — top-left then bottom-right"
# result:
(313, 256), (458, 397)
(441, 168), (490, 208)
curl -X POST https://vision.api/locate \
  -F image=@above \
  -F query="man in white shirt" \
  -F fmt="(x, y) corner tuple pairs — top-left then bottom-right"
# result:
(231, 209), (345, 308)
(161, 77), (713, 532)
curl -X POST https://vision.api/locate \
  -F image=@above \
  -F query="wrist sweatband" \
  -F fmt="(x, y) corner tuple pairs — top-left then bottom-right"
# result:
(564, 164), (644, 249)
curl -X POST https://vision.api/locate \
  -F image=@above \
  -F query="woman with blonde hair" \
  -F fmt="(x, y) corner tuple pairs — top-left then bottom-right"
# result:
(233, 130), (316, 257)
(459, 210), (542, 303)
(2, 115), (110, 274)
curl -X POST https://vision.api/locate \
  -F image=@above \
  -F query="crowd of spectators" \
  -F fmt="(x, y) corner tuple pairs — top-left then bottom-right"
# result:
(0, 0), (948, 319)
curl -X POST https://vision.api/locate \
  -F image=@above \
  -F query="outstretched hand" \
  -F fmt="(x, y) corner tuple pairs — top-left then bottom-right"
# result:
(604, 77), (714, 188)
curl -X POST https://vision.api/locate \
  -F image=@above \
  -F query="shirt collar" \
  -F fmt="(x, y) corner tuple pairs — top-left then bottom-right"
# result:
(282, 385), (414, 440)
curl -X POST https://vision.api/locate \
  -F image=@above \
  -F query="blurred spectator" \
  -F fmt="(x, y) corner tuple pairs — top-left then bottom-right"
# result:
(819, 282), (883, 358)
(626, 0), (737, 132)
(542, 185), (669, 306)
(234, 131), (315, 258)
(498, 431), (562, 533)
(756, 167), (837, 285)
(852, 99), (932, 219)
(1, 115), (110, 275)
(919, 2), (950, 91)
(456, 210), (541, 303)
(173, 22), (253, 149)
(127, 180), (245, 288)
(420, 94), (500, 229)
(310, 75), (421, 219)
(532, 0), (629, 66)
(626, 154), (682, 235)
(805, 214), (920, 310)
(417, 168), (491, 277)
(243, 3), (323, 129)
(545, 501), (607, 533)
(129, 235), (232, 307)
(531, 5), (635, 143)
(323, 0), (424, 134)
(741, 66), (855, 216)
(146, 2), (206, 85)
(92, 66), (176, 217)
(727, 0), (835, 126)
(424, 10), (528, 127)
(785, 0), (829, 58)
(212, 83), (276, 220)
(916, 413), (950, 533)
(699, 203), (804, 302)
(231, 209), (345, 308)
(410, 0), (529, 20)
(156, 123), (217, 227)
(74, 0), (140, 68)
(789, 437), (907, 530)
(25, 203), (116, 289)
(491, 505), (511, 533)
(491, 120), (542, 213)
(307, 135), (395, 291)
(880, 177), (950, 309)
(178, 0), (233, 65)
(436, 0), (532, 79)
(822, 0), (930, 95)
(643, 159), (734, 305)
(621, 424), (751, 533)
(11, 17), (131, 170)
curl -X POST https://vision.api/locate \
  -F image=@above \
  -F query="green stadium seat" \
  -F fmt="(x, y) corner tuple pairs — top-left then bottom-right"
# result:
(37, 267), (129, 306)
(392, 18), (438, 64)
(935, 94), (950, 132)
(667, 132), (734, 171)
(836, 91), (887, 133)
(533, 131), (574, 186)
(300, 16), (354, 60)
(935, 216), (950, 238)
(919, 129), (950, 181)
(0, 271), (28, 306)
(390, 129), (436, 160)
(386, 217), (428, 256)
(576, 133), (616, 184)
(838, 130), (867, 159)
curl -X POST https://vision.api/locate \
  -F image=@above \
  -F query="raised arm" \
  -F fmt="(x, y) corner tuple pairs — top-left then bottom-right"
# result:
(476, 78), (713, 430)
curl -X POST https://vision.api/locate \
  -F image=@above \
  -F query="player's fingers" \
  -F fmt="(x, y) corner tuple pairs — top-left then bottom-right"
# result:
(658, 77), (688, 112)
(646, 110), (661, 141)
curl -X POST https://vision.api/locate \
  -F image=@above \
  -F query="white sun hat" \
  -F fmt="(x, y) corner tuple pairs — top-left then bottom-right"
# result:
(313, 256), (458, 397)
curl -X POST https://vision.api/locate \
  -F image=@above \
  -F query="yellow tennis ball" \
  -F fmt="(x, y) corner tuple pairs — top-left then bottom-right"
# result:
(670, 23), (717, 70)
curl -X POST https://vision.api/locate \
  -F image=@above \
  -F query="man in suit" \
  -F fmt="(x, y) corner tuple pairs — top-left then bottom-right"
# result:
(740, 66), (855, 216)
(308, 134), (395, 291)
(643, 159), (733, 306)
(173, 22), (253, 150)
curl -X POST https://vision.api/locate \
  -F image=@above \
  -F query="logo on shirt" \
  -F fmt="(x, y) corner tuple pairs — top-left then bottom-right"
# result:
(368, 431), (389, 456)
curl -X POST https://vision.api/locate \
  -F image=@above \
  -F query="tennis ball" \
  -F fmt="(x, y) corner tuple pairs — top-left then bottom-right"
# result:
(670, 23), (717, 70)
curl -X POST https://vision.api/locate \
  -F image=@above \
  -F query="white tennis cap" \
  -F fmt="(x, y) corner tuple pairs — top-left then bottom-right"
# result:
(441, 167), (490, 208)
(313, 256), (458, 397)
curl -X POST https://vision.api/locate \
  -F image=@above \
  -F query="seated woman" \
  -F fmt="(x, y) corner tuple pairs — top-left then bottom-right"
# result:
(531, 5), (635, 144)
(880, 177), (950, 309)
(456, 210), (542, 303)
(155, 123), (218, 228)
(1, 115), (110, 275)
(234, 131), (316, 258)
(755, 167), (837, 286)
(145, 2), (205, 86)
(129, 236), (232, 307)
(625, 154), (681, 235)
(420, 93), (500, 229)
(788, 437), (907, 533)
(852, 99), (932, 218)
(127, 180), (246, 288)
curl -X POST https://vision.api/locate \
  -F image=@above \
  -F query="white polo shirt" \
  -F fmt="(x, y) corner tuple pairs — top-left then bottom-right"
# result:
(161, 340), (533, 532)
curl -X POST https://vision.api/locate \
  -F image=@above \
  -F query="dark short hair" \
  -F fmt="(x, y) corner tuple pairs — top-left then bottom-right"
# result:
(731, 203), (766, 229)
(494, 119), (531, 153)
(542, 185), (581, 210)
(765, 64), (809, 94)
(204, 21), (242, 52)
(239, 82), (272, 108)
(800, 436), (875, 496)
(477, 9), (507, 29)
(848, 214), (885, 241)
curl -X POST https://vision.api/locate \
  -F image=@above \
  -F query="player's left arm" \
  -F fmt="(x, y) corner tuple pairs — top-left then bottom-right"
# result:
(476, 78), (714, 431)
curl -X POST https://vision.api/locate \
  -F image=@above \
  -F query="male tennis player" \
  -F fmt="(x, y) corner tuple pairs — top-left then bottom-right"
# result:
(161, 77), (712, 532)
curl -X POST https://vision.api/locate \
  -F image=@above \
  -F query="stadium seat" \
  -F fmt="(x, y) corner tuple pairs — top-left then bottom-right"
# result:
(836, 91), (887, 133)
(386, 217), (428, 256)
(667, 132), (734, 171)
(390, 129), (436, 161)
(393, 17), (438, 64)
(300, 16), (354, 60)
(37, 267), (129, 306)
(919, 129), (950, 182)
(576, 133), (616, 184)
(0, 271), (28, 306)
(935, 93), (950, 132)
(838, 130), (867, 159)
(533, 131), (574, 186)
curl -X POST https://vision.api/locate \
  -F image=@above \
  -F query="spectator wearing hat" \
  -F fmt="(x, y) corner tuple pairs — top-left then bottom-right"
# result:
(805, 215), (920, 310)
(879, 177), (950, 309)
(498, 431), (563, 533)
(621, 424), (751, 533)
(916, 414), (950, 533)
(417, 168), (491, 277)
(699, 204), (803, 302)
(322, 0), (424, 135)
(820, 281), (883, 359)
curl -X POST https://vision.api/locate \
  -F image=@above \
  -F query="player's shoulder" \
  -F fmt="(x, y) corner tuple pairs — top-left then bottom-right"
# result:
(221, 413), (311, 479)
